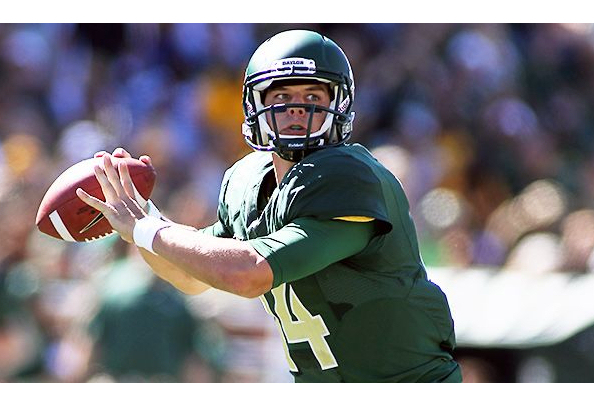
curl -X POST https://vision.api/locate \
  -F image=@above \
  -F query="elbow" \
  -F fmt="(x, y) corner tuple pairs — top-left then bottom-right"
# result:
(236, 284), (269, 299)
(224, 273), (271, 298)
(221, 260), (273, 299)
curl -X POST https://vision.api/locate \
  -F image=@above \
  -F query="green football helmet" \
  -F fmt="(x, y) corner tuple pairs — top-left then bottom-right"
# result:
(242, 30), (355, 161)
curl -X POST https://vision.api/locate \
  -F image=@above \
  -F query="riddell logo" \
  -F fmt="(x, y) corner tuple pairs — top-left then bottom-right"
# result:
(288, 143), (304, 148)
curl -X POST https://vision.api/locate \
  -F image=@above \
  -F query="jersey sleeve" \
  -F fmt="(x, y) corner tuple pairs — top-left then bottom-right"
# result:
(284, 155), (392, 234)
(248, 217), (375, 288)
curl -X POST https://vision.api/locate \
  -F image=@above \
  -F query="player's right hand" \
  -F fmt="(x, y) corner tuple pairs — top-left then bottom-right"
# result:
(94, 147), (153, 168)
(93, 148), (156, 214)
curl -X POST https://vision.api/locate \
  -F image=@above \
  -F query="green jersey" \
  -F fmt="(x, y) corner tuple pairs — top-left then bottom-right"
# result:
(208, 143), (461, 383)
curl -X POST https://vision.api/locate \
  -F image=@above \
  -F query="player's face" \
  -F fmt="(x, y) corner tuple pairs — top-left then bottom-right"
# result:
(263, 83), (332, 135)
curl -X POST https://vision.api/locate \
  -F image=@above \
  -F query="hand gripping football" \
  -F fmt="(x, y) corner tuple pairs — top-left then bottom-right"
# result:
(36, 157), (156, 242)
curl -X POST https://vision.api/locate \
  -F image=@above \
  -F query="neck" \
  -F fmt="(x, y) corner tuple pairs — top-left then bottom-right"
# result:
(272, 153), (295, 184)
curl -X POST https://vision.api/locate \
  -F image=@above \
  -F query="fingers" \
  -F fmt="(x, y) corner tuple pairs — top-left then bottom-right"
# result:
(94, 160), (120, 203)
(139, 155), (152, 166)
(95, 148), (132, 159)
(76, 188), (110, 213)
(80, 154), (148, 245)
(118, 162), (145, 218)
(94, 148), (151, 167)
(112, 147), (132, 158)
(118, 161), (136, 199)
(93, 152), (152, 215)
(83, 162), (144, 213)
(102, 154), (129, 199)
(95, 154), (146, 217)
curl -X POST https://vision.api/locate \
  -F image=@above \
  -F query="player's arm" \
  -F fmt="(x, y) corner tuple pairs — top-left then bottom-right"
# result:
(150, 226), (273, 298)
(82, 154), (271, 298)
(248, 217), (376, 287)
(138, 247), (212, 295)
(150, 216), (374, 297)
(78, 153), (368, 299)
(91, 148), (220, 295)
(138, 220), (233, 295)
(88, 148), (245, 295)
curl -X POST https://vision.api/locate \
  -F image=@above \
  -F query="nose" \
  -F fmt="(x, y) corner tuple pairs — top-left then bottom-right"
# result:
(287, 106), (307, 117)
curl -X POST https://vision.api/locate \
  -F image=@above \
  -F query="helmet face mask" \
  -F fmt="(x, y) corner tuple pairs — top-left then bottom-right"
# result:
(242, 30), (355, 162)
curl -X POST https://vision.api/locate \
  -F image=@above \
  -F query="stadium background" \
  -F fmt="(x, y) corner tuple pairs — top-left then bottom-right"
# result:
(2, 23), (594, 382)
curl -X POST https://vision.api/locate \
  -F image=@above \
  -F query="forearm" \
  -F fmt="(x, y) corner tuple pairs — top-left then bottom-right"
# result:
(150, 225), (273, 298)
(136, 204), (214, 295)
(138, 247), (211, 295)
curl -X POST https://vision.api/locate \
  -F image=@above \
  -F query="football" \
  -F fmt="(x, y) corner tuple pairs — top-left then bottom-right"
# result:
(36, 157), (156, 242)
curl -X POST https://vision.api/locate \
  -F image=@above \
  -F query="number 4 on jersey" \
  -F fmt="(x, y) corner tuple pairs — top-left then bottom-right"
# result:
(260, 283), (338, 372)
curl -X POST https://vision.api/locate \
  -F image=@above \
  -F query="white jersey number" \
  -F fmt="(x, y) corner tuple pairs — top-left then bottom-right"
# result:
(260, 283), (338, 372)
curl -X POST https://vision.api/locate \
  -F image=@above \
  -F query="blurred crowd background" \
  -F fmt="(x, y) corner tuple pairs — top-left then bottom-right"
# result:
(2, 23), (594, 383)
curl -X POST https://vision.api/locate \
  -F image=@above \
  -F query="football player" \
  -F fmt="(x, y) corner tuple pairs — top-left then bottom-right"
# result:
(78, 29), (462, 382)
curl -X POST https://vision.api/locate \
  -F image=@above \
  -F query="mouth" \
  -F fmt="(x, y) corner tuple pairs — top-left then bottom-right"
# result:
(280, 124), (308, 135)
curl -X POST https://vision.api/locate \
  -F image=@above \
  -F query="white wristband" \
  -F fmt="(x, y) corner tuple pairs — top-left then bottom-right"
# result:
(133, 216), (171, 254)
(145, 199), (162, 218)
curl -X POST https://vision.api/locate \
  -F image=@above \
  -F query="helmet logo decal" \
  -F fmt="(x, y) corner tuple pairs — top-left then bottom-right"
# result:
(246, 100), (255, 116)
(270, 58), (316, 75)
(337, 96), (350, 114)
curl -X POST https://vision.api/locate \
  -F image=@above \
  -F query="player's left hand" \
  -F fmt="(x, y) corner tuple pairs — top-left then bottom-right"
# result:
(76, 153), (146, 243)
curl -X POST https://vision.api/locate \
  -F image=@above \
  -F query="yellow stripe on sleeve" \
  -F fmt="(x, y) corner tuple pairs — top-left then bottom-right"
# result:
(333, 216), (375, 222)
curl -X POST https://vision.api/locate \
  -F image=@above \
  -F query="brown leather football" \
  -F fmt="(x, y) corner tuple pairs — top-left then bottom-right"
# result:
(36, 157), (156, 242)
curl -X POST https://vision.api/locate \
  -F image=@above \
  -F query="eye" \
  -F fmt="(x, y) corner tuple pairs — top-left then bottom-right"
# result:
(306, 94), (321, 102)
(273, 93), (289, 101)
